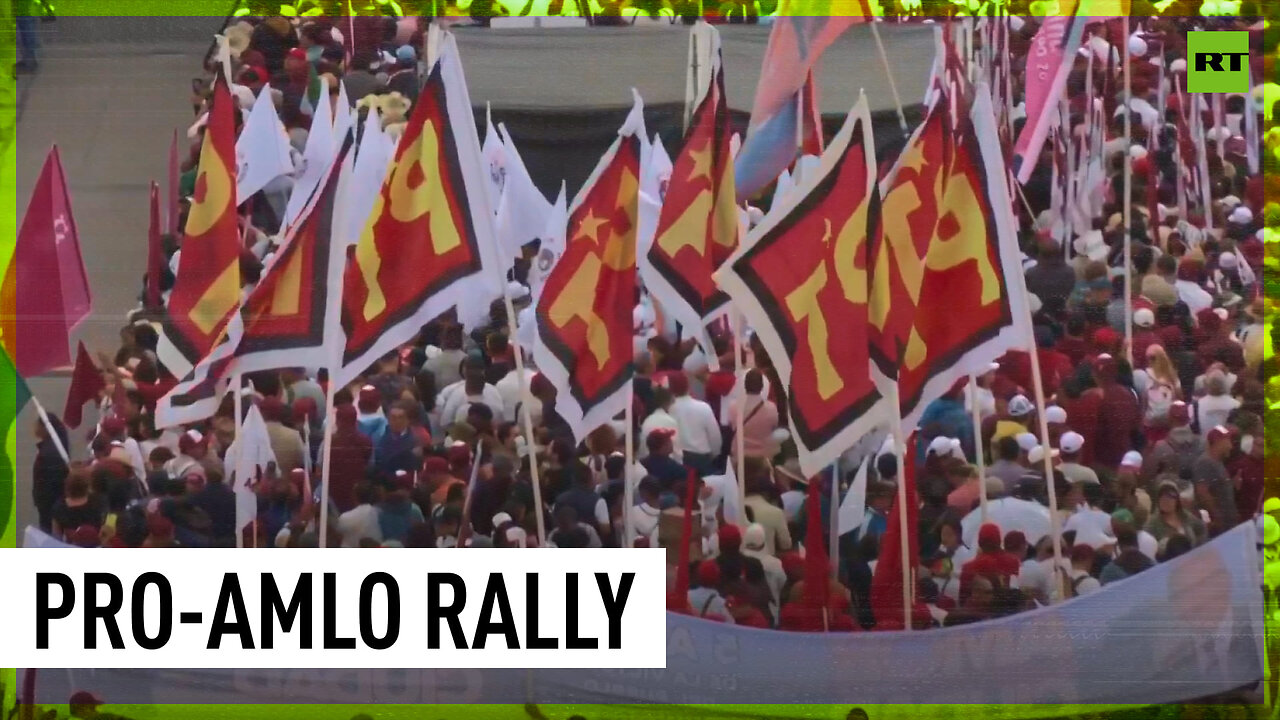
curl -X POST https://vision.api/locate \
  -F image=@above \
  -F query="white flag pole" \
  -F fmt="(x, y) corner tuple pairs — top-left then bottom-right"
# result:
(886, 381), (913, 630)
(623, 384), (636, 548)
(30, 397), (69, 465)
(1122, 14), (1134, 367)
(870, 21), (911, 135)
(969, 375), (988, 525)
(318, 368), (338, 549)
(732, 310), (747, 521)
(231, 373), (245, 549)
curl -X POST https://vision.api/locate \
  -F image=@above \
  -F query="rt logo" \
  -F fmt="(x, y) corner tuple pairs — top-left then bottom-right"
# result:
(1187, 31), (1250, 93)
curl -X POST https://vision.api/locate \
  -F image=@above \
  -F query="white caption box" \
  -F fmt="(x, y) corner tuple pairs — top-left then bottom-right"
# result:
(0, 548), (666, 669)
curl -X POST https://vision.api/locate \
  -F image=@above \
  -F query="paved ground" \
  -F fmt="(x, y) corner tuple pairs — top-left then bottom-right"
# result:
(11, 17), (934, 542)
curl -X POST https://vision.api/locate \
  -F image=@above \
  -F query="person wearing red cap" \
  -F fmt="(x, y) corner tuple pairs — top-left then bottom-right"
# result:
(687, 560), (732, 622)
(141, 512), (178, 549)
(1194, 426), (1239, 537)
(327, 404), (373, 514)
(957, 523), (1021, 604)
(421, 455), (462, 510)
(1142, 400), (1204, 482)
(1090, 354), (1142, 469)
(356, 385), (388, 445)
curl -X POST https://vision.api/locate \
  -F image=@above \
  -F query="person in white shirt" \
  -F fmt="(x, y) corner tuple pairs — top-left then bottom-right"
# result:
(438, 358), (505, 427)
(1194, 369), (1240, 440)
(667, 372), (721, 476)
(1067, 543), (1102, 597)
(639, 386), (682, 461)
(337, 483), (384, 548)
(742, 522), (786, 612)
(494, 365), (537, 424)
(1063, 482), (1115, 549)
(422, 325), (467, 389)
(627, 477), (663, 547)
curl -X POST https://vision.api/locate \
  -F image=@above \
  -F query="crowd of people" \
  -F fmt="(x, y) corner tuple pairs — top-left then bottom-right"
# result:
(21, 5), (1278, 642)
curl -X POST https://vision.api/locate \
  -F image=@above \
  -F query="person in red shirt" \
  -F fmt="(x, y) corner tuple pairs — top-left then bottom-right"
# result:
(1092, 354), (1142, 469)
(326, 404), (373, 514)
(958, 523), (1021, 604)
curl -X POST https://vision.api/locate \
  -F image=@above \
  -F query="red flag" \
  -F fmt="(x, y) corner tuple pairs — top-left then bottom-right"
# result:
(870, 78), (1032, 431)
(338, 37), (501, 387)
(533, 101), (643, 443)
(801, 474), (830, 610)
(869, 433), (920, 630)
(4, 145), (92, 377)
(644, 34), (737, 362)
(147, 181), (164, 310)
(64, 341), (105, 429)
(718, 95), (888, 478)
(668, 468), (698, 611)
(159, 73), (240, 376)
(168, 128), (181, 236)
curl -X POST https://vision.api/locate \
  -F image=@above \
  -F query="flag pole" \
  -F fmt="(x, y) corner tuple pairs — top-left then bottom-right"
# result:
(317, 367), (338, 549)
(969, 374), (988, 524)
(501, 297), (548, 547)
(29, 397), (69, 465)
(828, 462), (840, 583)
(869, 21), (909, 137)
(886, 381), (913, 630)
(623, 381), (635, 547)
(232, 371), (248, 549)
(1122, 14), (1134, 367)
(732, 310), (746, 521)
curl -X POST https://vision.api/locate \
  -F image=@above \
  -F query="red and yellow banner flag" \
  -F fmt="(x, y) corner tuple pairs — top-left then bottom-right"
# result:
(643, 30), (737, 360)
(159, 73), (240, 377)
(339, 36), (499, 384)
(533, 103), (644, 443)
(870, 81), (1032, 430)
(717, 95), (888, 477)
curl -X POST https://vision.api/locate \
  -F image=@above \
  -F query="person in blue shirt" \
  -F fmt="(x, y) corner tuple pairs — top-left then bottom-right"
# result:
(379, 470), (425, 544)
(915, 382), (975, 467)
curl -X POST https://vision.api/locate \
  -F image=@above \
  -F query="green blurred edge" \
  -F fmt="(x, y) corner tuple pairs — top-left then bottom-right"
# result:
(1, 2), (1272, 718)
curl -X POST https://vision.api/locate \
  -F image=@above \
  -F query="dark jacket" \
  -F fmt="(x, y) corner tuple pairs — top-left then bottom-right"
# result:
(329, 425), (374, 513)
(190, 481), (237, 546)
(32, 416), (70, 530)
(374, 428), (419, 478)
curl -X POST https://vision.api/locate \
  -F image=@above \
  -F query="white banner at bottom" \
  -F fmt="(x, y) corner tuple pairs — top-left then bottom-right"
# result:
(20, 524), (1264, 707)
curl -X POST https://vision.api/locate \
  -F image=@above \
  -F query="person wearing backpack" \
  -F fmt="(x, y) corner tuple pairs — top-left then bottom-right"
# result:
(1141, 401), (1205, 484)
(1134, 345), (1182, 445)
(1063, 543), (1102, 599)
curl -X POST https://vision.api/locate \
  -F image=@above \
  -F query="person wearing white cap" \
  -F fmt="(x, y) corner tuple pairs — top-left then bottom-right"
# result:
(1027, 445), (1059, 468)
(965, 363), (999, 422)
(1015, 432), (1039, 456)
(990, 395), (1034, 451)
(1057, 432), (1099, 486)
(926, 435), (964, 460)
(1228, 205), (1254, 226)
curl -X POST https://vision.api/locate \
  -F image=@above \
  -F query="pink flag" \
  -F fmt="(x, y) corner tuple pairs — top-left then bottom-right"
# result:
(147, 181), (164, 309)
(1012, 14), (1087, 184)
(11, 146), (91, 376)
(168, 128), (181, 235)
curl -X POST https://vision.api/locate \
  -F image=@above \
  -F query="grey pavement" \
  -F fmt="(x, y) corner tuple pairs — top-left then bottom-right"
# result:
(12, 17), (934, 542)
